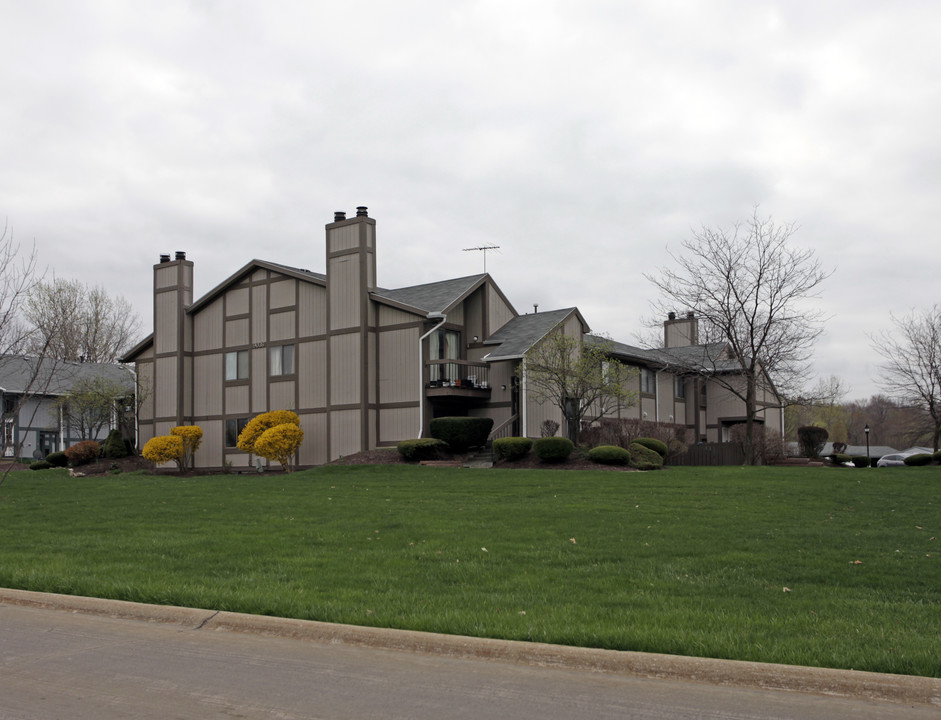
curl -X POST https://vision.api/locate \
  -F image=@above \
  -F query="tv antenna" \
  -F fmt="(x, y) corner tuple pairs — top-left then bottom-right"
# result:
(463, 245), (501, 272)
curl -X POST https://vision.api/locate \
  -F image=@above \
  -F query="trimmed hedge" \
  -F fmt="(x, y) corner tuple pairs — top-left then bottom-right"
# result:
(64, 440), (101, 466)
(633, 437), (668, 458)
(933, 450), (941, 464)
(102, 429), (129, 459)
(904, 453), (933, 466)
(397, 438), (448, 462)
(587, 445), (631, 466)
(533, 436), (574, 462)
(629, 442), (663, 470)
(45, 451), (68, 468)
(29, 460), (52, 471)
(829, 453), (852, 465)
(493, 437), (533, 461)
(429, 417), (494, 452)
(850, 455), (870, 468)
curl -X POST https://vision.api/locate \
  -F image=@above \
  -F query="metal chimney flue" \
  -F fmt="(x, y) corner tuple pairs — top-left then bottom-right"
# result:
(334, 211), (346, 221)
(175, 251), (186, 261)
(355, 206), (368, 217)
(159, 254), (171, 263)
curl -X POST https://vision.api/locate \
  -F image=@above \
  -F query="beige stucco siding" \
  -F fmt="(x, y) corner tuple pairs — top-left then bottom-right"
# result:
(330, 409), (361, 458)
(378, 406), (419, 444)
(270, 311), (296, 342)
(193, 299), (223, 352)
(251, 284), (267, 343)
(378, 327), (418, 404)
(328, 257), (361, 330)
(330, 333), (361, 406)
(226, 286), (249, 316)
(225, 384), (250, 416)
(298, 340), (327, 408)
(298, 283), (327, 337)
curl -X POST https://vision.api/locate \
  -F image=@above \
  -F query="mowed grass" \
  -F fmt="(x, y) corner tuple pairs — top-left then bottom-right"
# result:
(0, 464), (938, 676)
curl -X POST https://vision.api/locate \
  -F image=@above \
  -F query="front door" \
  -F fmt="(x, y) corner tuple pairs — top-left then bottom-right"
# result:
(38, 431), (58, 458)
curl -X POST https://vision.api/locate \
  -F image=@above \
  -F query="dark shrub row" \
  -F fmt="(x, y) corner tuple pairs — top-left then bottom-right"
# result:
(429, 417), (494, 452)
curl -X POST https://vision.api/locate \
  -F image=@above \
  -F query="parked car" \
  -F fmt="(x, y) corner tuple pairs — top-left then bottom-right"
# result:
(876, 454), (908, 467)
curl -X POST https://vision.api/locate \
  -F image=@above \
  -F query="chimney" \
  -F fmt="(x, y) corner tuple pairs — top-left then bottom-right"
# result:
(356, 206), (369, 217)
(664, 310), (699, 348)
(159, 254), (171, 263)
(175, 251), (186, 261)
(334, 211), (346, 222)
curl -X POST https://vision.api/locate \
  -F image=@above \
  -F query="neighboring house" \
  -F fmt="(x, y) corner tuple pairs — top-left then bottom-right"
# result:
(0, 355), (135, 460)
(121, 207), (783, 469)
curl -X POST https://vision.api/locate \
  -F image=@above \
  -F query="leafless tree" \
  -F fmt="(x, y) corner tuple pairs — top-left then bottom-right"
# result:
(645, 208), (832, 464)
(24, 278), (141, 363)
(872, 305), (941, 451)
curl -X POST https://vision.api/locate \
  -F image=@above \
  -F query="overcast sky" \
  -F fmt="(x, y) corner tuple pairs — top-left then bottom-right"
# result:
(2, 1), (939, 403)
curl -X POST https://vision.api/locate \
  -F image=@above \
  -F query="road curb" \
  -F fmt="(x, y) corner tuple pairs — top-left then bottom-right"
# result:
(2, 587), (939, 707)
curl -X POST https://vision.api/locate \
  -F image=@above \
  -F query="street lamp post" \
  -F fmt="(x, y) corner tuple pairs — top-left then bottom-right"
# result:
(864, 424), (871, 468)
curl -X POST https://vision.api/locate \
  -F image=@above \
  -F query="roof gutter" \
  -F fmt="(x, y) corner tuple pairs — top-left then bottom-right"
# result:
(418, 313), (447, 438)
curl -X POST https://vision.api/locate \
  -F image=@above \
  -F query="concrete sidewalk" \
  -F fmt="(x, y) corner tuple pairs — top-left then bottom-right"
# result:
(1, 587), (938, 708)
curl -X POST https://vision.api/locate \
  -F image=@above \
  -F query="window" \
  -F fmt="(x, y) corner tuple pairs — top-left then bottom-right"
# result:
(225, 350), (249, 381)
(429, 329), (460, 383)
(225, 417), (250, 447)
(641, 368), (656, 394)
(674, 376), (686, 399)
(270, 344), (295, 376)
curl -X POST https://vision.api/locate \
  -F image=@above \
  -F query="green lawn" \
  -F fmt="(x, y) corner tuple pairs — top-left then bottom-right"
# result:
(0, 464), (938, 677)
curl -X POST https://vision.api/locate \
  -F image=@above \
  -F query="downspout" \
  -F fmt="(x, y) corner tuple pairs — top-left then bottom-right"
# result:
(654, 370), (660, 423)
(418, 313), (447, 438)
(780, 406), (785, 440)
(521, 359), (528, 438)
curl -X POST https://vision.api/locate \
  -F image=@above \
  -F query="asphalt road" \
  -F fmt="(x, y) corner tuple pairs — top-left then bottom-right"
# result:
(1, 597), (938, 719)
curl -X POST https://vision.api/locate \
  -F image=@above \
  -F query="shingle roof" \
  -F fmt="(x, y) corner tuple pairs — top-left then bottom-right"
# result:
(483, 308), (581, 361)
(372, 274), (487, 315)
(0, 356), (135, 396)
(586, 335), (740, 373)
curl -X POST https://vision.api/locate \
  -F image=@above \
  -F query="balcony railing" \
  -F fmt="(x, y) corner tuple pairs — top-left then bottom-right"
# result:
(426, 360), (491, 392)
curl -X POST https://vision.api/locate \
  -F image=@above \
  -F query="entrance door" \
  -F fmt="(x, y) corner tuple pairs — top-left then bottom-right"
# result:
(38, 431), (58, 458)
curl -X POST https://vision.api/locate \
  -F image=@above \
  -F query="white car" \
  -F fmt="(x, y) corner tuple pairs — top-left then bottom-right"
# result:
(876, 454), (908, 467)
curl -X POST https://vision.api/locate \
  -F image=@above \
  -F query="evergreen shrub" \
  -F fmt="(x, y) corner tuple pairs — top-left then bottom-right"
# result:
(64, 440), (101, 466)
(397, 438), (448, 461)
(493, 437), (533, 461)
(633, 437), (668, 458)
(933, 450), (941, 464)
(851, 455), (870, 468)
(629, 442), (663, 470)
(45, 451), (68, 467)
(429, 417), (494, 452)
(533, 436), (574, 462)
(103, 429), (128, 458)
(904, 453), (933, 466)
(587, 445), (631, 466)
(29, 460), (52, 470)
(797, 426), (828, 458)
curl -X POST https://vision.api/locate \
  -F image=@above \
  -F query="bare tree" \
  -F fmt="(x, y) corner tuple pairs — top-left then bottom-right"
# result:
(521, 333), (637, 442)
(645, 208), (832, 464)
(24, 279), (140, 363)
(872, 305), (941, 451)
(54, 376), (131, 442)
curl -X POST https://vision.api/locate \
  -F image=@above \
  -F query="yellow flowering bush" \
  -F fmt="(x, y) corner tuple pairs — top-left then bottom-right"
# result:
(237, 410), (300, 454)
(253, 423), (304, 472)
(141, 435), (185, 469)
(170, 425), (203, 470)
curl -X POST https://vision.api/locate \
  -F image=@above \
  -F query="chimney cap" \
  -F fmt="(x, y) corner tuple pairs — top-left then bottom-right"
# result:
(159, 254), (171, 263)
(175, 251), (186, 261)
(668, 311), (676, 321)
(334, 211), (346, 222)
(355, 206), (368, 217)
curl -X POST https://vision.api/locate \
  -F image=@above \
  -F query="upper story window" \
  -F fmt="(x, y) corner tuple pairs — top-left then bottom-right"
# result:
(270, 344), (295, 376)
(641, 368), (656, 394)
(430, 329), (460, 360)
(225, 350), (249, 381)
(674, 376), (686, 399)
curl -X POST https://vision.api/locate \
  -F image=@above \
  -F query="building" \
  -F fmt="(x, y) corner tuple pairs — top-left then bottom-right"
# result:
(121, 207), (782, 469)
(0, 355), (135, 460)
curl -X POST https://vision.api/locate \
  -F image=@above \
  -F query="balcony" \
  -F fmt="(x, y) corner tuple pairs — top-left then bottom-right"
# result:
(426, 360), (492, 402)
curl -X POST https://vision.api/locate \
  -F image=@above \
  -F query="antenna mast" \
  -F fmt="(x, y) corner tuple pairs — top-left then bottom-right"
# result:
(462, 245), (501, 272)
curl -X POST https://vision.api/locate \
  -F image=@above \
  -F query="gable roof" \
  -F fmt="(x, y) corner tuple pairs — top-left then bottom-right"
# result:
(0, 356), (134, 396)
(372, 274), (488, 315)
(587, 334), (743, 374)
(483, 308), (586, 361)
